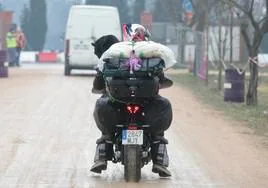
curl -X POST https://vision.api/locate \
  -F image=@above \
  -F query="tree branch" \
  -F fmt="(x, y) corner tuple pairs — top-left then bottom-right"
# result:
(258, 17), (266, 25)
(248, 13), (261, 33)
(221, 0), (261, 32)
(267, 0), (268, 19)
(241, 24), (252, 52)
(261, 19), (268, 33)
(221, 0), (248, 15)
(266, 0), (268, 24)
(260, 0), (268, 33)
(250, 0), (255, 13)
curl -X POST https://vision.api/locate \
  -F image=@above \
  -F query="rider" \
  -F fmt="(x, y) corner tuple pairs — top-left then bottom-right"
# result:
(90, 24), (173, 177)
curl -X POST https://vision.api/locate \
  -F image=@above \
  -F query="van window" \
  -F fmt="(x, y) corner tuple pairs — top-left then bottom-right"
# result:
(68, 8), (121, 39)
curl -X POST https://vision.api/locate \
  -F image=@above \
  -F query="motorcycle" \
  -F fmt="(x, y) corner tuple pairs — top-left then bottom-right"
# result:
(102, 57), (164, 182)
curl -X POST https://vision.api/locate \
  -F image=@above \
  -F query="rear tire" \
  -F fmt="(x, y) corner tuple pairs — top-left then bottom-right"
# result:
(64, 62), (71, 76)
(124, 145), (141, 182)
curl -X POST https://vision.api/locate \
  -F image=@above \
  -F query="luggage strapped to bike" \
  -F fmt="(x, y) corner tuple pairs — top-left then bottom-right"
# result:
(102, 57), (165, 104)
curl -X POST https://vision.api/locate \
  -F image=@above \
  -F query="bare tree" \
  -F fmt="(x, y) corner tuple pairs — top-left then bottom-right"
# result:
(220, 0), (268, 105)
(209, 2), (231, 90)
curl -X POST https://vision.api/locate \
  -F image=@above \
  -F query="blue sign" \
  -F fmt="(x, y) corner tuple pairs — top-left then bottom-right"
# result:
(182, 0), (193, 13)
(122, 130), (127, 140)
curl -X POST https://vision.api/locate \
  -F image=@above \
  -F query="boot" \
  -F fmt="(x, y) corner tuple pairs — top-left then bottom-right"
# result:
(90, 136), (113, 174)
(151, 139), (171, 177)
(90, 160), (107, 174)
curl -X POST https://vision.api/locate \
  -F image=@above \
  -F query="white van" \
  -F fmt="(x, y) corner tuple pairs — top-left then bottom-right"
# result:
(64, 5), (122, 75)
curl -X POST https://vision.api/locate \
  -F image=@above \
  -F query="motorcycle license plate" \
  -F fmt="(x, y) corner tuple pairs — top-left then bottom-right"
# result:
(122, 130), (143, 145)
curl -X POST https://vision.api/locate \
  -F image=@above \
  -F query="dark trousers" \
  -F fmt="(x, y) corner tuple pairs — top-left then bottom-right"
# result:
(7, 48), (16, 66)
(93, 95), (172, 166)
(15, 47), (22, 66)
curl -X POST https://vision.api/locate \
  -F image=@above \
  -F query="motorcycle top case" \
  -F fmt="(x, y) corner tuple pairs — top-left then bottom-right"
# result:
(106, 77), (159, 100)
(103, 58), (162, 100)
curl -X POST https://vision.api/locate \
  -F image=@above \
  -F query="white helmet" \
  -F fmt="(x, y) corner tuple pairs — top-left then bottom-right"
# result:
(123, 23), (151, 41)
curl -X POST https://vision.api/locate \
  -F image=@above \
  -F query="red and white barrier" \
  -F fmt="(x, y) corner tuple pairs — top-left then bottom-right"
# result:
(19, 51), (39, 63)
(19, 51), (64, 63)
(37, 52), (58, 63)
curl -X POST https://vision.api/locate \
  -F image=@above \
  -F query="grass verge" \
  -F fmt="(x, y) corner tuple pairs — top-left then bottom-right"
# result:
(168, 70), (268, 137)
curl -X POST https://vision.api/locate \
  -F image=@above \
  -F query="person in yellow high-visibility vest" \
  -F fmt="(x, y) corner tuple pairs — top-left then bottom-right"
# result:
(6, 28), (17, 67)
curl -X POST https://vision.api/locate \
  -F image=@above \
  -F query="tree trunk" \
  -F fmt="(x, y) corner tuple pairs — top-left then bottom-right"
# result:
(195, 11), (206, 31)
(246, 30), (263, 106)
(246, 48), (259, 105)
(218, 20), (222, 90)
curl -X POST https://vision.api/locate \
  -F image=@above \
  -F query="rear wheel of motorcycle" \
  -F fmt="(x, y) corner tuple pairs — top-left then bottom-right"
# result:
(124, 145), (141, 182)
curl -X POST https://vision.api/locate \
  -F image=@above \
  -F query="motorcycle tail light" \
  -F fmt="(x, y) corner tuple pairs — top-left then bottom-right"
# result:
(133, 106), (139, 113)
(127, 106), (132, 113)
(126, 105), (140, 114)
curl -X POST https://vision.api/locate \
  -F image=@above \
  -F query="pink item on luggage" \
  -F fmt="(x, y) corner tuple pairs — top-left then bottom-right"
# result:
(127, 50), (142, 74)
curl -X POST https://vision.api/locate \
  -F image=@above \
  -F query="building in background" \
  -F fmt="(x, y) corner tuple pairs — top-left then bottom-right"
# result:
(0, 11), (13, 49)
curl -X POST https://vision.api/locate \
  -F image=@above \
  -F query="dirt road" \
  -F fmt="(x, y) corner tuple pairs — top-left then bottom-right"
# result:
(0, 64), (267, 188)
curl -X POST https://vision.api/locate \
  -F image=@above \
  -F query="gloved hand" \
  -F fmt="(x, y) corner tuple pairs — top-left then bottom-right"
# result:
(92, 88), (106, 94)
(92, 68), (106, 93)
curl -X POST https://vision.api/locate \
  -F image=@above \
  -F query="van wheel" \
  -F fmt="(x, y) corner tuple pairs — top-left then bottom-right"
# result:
(64, 63), (71, 76)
